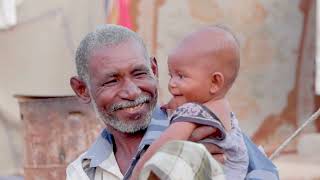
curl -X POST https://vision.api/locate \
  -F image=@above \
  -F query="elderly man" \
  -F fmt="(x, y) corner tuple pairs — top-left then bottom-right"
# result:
(67, 24), (278, 180)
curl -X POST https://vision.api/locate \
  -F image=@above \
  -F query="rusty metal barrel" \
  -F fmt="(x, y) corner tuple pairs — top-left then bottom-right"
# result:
(15, 95), (103, 180)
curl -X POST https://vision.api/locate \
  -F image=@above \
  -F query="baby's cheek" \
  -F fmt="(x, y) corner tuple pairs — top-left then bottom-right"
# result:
(173, 96), (188, 106)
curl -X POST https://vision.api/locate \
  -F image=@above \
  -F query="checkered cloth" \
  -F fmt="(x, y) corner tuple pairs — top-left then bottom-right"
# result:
(139, 140), (225, 180)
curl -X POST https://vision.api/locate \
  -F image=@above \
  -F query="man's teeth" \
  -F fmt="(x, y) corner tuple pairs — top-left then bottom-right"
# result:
(123, 104), (144, 112)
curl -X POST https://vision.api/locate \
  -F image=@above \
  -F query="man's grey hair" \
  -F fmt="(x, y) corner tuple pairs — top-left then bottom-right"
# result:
(75, 24), (149, 81)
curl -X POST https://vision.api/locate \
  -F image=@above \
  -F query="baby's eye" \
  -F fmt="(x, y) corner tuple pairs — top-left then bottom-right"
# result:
(178, 73), (184, 79)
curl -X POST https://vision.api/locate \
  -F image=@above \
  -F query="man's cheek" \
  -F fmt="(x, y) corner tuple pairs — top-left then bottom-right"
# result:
(140, 80), (158, 97)
(95, 100), (110, 115)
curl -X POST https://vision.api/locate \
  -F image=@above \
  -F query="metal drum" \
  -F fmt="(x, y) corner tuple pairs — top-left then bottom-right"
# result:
(16, 95), (103, 180)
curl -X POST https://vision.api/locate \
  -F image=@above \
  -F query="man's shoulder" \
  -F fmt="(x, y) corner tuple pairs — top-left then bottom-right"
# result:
(66, 129), (114, 179)
(151, 105), (168, 120)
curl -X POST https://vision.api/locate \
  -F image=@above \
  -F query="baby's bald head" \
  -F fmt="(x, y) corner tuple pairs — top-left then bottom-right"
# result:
(169, 25), (240, 98)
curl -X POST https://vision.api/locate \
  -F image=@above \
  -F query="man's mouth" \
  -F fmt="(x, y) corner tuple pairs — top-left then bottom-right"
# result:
(117, 103), (146, 113)
(109, 95), (151, 115)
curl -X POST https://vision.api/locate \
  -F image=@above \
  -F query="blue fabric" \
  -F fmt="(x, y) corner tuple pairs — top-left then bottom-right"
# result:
(242, 134), (279, 180)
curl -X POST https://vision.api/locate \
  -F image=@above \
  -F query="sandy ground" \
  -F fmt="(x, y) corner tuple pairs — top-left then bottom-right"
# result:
(274, 154), (320, 180)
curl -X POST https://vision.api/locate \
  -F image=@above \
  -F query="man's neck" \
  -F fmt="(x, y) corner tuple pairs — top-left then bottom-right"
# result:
(112, 129), (145, 154)
(108, 128), (146, 174)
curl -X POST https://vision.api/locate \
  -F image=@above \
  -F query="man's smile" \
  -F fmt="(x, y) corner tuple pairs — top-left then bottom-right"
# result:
(116, 103), (146, 114)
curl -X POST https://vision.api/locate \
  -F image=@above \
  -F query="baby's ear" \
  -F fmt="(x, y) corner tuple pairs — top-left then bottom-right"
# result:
(209, 72), (224, 94)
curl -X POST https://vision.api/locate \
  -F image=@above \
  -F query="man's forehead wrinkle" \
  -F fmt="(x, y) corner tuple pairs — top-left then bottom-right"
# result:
(90, 41), (149, 62)
(89, 57), (149, 76)
(100, 56), (144, 63)
(132, 64), (150, 71)
(84, 35), (124, 67)
(89, 40), (128, 57)
(103, 70), (119, 77)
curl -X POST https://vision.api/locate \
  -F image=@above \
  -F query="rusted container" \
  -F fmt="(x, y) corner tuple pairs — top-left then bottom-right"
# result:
(15, 95), (103, 180)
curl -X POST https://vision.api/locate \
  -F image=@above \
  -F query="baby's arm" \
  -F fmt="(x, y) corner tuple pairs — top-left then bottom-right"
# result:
(130, 121), (197, 180)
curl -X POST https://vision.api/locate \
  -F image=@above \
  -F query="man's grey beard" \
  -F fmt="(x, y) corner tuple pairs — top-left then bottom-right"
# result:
(91, 95), (156, 133)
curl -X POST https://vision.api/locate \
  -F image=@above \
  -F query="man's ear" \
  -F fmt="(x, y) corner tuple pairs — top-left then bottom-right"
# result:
(209, 72), (224, 94)
(150, 57), (159, 78)
(70, 76), (91, 104)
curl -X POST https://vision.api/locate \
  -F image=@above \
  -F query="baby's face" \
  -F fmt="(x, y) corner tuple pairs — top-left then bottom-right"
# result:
(167, 53), (213, 104)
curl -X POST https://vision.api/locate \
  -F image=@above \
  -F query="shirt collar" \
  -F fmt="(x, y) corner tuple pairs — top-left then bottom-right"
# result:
(138, 105), (169, 148)
(81, 105), (169, 168)
(82, 129), (114, 167)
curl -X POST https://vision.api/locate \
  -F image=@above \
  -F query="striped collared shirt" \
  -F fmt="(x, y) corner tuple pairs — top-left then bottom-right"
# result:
(66, 106), (169, 180)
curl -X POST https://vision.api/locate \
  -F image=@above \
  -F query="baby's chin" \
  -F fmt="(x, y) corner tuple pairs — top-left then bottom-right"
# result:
(172, 96), (188, 105)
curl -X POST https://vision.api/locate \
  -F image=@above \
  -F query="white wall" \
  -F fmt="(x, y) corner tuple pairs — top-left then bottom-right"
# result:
(0, 0), (105, 175)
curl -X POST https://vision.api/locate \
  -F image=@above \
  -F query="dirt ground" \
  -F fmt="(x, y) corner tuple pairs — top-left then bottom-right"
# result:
(274, 153), (320, 180)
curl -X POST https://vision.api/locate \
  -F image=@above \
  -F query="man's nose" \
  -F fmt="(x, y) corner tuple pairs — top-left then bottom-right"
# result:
(119, 79), (142, 100)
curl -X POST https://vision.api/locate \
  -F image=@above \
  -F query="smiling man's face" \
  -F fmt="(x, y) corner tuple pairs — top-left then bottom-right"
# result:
(87, 39), (158, 133)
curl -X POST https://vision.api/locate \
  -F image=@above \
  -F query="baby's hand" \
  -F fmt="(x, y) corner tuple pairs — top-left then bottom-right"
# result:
(161, 97), (187, 115)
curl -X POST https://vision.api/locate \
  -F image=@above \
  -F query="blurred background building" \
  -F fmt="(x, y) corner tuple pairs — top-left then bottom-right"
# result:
(0, 0), (318, 179)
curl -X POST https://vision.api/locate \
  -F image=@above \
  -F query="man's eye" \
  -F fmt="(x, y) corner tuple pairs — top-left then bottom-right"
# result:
(134, 71), (148, 77)
(103, 79), (117, 86)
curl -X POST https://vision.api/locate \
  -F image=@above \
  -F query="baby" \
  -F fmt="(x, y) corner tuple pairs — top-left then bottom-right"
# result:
(131, 26), (249, 180)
